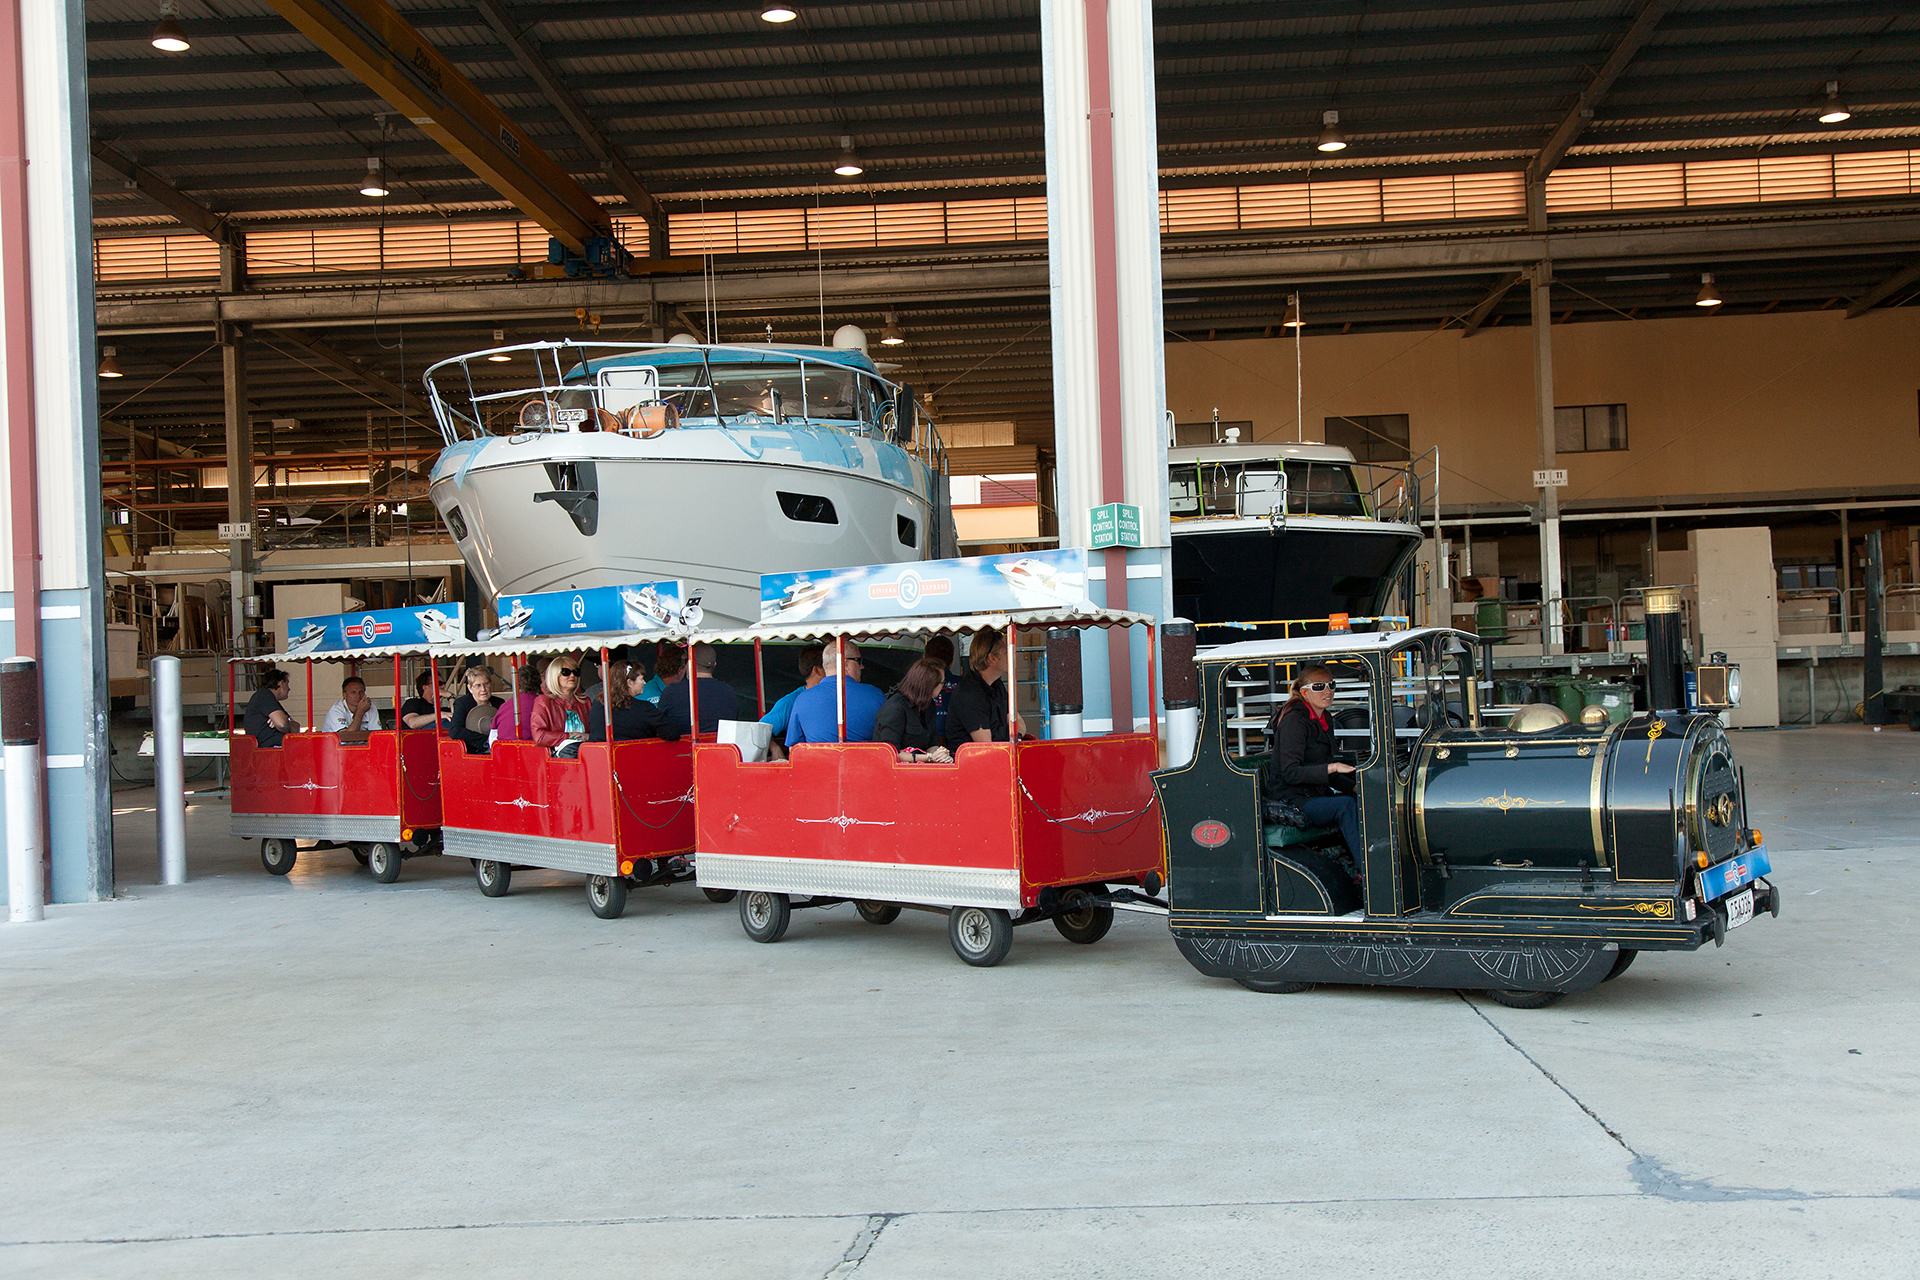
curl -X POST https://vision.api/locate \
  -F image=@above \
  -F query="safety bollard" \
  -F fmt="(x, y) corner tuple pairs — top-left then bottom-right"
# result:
(152, 654), (187, 885)
(1045, 628), (1082, 739)
(2, 656), (44, 922)
(1162, 620), (1200, 769)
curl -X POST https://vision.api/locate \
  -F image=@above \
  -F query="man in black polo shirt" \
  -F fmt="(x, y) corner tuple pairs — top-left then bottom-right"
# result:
(945, 630), (1024, 751)
(244, 668), (299, 747)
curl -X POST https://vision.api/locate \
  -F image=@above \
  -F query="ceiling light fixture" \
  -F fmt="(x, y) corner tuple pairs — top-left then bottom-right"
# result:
(879, 312), (906, 346)
(1281, 294), (1304, 328)
(359, 156), (389, 198)
(487, 329), (512, 361)
(760, 2), (798, 21)
(834, 136), (864, 177)
(98, 346), (125, 378)
(1695, 273), (1721, 307)
(1316, 109), (1347, 153)
(151, 1), (190, 53)
(1819, 80), (1851, 124)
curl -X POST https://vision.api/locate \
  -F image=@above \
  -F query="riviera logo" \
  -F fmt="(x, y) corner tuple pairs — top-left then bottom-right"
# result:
(356, 615), (393, 643)
(572, 595), (586, 623)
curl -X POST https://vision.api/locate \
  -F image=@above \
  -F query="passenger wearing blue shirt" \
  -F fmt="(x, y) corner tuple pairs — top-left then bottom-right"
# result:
(640, 644), (679, 703)
(785, 642), (887, 746)
(762, 644), (825, 760)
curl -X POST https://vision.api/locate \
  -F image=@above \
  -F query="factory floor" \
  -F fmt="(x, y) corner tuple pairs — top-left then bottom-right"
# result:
(3, 726), (1916, 1279)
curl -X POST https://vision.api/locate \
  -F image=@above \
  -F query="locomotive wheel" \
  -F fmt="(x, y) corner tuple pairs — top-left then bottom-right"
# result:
(1236, 978), (1315, 994)
(948, 906), (1013, 967)
(1602, 949), (1638, 982)
(1484, 988), (1566, 1009)
(260, 839), (297, 876)
(702, 887), (738, 904)
(587, 875), (629, 920)
(366, 842), (403, 884)
(474, 859), (511, 897)
(1052, 889), (1114, 945)
(856, 900), (901, 926)
(740, 891), (791, 943)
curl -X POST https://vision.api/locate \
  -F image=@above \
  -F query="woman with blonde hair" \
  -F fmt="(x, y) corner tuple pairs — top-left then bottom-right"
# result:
(531, 653), (593, 750)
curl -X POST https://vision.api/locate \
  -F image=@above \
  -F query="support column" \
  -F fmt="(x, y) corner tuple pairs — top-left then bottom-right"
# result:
(1043, 0), (1169, 734)
(220, 320), (254, 655)
(1529, 261), (1564, 652)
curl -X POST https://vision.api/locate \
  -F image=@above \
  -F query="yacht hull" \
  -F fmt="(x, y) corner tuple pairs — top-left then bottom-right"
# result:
(431, 442), (937, 627)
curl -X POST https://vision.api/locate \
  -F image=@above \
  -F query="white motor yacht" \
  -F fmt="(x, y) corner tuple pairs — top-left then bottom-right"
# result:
(424, 340), (955, 628)
(1168, 440), (1429, 642)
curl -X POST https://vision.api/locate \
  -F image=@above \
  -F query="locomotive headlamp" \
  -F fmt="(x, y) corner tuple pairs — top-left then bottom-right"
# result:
(1694, 658), (1741, 709)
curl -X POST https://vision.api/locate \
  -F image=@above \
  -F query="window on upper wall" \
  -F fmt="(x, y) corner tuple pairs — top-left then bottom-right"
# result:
(1555, 403), (1628, 453)
(1323, 414), (1410, 463)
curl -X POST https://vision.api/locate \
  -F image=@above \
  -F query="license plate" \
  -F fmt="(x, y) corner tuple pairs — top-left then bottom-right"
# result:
(1726, 887), (1754, 929)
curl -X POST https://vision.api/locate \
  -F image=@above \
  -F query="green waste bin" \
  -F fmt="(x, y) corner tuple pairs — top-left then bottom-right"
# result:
(1583, 681), (1634, 723)
(1474, 598), (1510, 643)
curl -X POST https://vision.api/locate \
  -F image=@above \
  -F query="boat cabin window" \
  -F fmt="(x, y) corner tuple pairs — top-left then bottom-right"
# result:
(644, 361), (875, 427)
(1216, 659), (1374, 765)
(1167, 460), (1368, 519)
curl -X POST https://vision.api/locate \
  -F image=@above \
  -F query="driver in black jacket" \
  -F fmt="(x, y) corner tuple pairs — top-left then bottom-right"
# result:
(1264, 664), (1362, 875)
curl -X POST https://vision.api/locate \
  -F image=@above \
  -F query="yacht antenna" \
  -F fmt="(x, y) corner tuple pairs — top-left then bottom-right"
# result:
(1211, 406), (1219, 443)
(1294, 292), (1304, 443)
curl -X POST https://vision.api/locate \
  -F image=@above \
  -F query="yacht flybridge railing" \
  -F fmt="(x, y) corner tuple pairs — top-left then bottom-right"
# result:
(422, 341), (948, 477)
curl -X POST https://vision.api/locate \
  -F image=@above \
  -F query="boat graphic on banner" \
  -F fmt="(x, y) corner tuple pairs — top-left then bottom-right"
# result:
(480, 581), (698, 640)
(284, 603), (467, 655)
(759, 549), (1090, 623)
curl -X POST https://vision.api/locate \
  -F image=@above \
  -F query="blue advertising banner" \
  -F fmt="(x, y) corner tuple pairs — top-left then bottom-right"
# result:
(759, 549), (1089, 624)
(285, 603), (466, 655)
(481, 581), (698, 640)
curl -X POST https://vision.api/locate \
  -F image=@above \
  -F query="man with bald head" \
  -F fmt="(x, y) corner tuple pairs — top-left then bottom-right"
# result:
(784, 641), (886, 746)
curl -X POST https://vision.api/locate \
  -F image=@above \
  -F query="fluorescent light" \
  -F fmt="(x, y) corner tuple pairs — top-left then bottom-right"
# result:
(1695, 273), (1721, 307)
(151, 2), (189, 52)
(359, 157), (389, 198)
(761, 3), (798, 21)
(1316, 109), (1347, 153)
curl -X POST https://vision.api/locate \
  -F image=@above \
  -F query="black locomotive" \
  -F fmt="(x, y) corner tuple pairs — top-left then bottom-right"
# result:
(1152, 625), (1777, 1007)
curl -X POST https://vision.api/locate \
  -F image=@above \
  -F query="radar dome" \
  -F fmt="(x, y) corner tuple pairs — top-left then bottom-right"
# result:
(831, 324), (869, 353)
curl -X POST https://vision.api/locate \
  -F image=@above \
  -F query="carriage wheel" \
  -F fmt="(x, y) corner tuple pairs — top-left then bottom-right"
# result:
(1052, 888), (1114, 945)
(739, 891), (791, 943)
(260, 838), (297, 876)
(587, 875), (629, 920)
(474, 859), (511, 898)
(948, 906), (1013, 967)
(1483, 988), (1565, 1009)
(351, 847), (370, 867)
(702, 887), (738, 904)
(366, 842), (403, 884)
(1602, 949), (1638, 982)
(856, 901), (901, 926)
(1236, 978), (1314, 994)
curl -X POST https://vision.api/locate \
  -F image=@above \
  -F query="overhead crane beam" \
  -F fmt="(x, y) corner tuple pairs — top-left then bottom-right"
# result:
(261, 0), (609, 253)
(468, 0), (666, 256)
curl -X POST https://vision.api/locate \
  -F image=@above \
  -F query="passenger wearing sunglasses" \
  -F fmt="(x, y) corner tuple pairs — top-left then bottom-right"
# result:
(1264, 664), (1363, 875)
(531, 656), (595, 751)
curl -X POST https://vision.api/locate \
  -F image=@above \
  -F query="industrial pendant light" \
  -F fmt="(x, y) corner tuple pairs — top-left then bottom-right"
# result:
(1316, 110), (1347, 153)
(1819, 80), (1852, 124)
(1694, 273), (1721, 307)
(487, 329), (512, 361)
(151, 2), (190, 53)
(98, 346), (125, 378)
(760, 2), (798, 21)
(879, 312), (906, 346)
(1281, 294), (1304, 328)
(359, 156), (389, 198)
(834, 136), (864, 177)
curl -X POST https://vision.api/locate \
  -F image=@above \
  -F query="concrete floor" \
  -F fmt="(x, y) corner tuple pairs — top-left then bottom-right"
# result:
(3, 726), (1917, 1278)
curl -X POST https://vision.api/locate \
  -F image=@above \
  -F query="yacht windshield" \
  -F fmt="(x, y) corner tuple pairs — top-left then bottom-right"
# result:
(1168, 459), (1367, 519)
(653, 361), (871, 424)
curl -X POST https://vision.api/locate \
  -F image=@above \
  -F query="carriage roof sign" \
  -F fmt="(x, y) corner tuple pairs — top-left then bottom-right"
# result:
(759, 548), (1090, 625)
(482, 580), (699, 641)
(283, 603), (466, 657)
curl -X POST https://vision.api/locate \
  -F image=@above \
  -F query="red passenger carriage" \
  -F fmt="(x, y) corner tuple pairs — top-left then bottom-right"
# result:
(693, 609), (1170, 965)
(433, 634), (708, 918)
(228, 646), (445, 883)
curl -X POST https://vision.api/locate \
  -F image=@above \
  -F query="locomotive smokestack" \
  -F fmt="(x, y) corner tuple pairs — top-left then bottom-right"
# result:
(1644, 586), (1687, 714)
